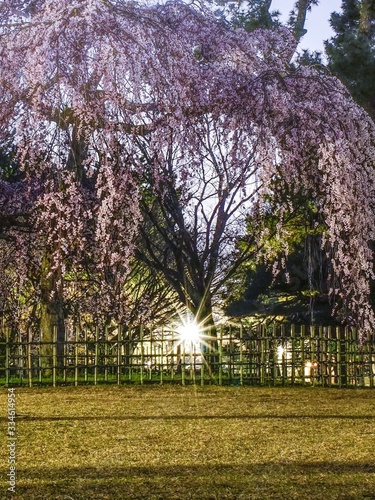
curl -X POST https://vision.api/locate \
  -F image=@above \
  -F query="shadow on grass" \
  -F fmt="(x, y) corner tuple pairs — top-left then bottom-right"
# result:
(2, 462), (375, 500)
(1, 414), (375, 422)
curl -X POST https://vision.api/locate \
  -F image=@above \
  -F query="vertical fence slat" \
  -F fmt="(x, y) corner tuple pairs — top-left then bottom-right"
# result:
(84, 328), (88, 383)
(27, 328), (32, 388)
(5, 327), (10, 387)
(52, 326), (57, 388)
(140, 325), (144, 385)
(75, 327), (79, 387)
(218, 325), (223, 387)
(117, 325), (121, 386)
(94, 326), (99, 385)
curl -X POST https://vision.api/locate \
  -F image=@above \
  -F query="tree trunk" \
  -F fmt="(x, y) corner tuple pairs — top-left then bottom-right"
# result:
(191, 293), (219, 373)
(293, 0), (311, 41)
(40, 253), (65, 376)
(359, 0), (375, 35)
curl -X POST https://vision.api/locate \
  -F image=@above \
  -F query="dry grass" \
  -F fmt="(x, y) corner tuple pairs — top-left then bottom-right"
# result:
(0, 385), (374, 499)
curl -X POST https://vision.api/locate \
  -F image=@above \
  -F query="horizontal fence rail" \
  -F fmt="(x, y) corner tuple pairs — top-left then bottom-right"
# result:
(0, 324), (374, 388)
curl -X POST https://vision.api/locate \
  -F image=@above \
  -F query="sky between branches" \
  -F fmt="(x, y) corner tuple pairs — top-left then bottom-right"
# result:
(271, 0), (342, 53)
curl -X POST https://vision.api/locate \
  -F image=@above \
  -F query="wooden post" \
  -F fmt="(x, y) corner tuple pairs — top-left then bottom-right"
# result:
(75, 326), (79, 387)
(336, 326), (341, 387)
(181, 338), (186, 386)
(339, 326), (347, 387)
(369, 332), (374, 388)
(52, 326), (57, 387)
(27, 328), (32, 388)
(38, 339), (42, 384)
(280, 324), (286, 386)
(291, 324), (295, 386)
(104, 325), (108, 382)
(117, 325), (122, 385)
(5, 327), (10, 387)
(272, 324), (277, 386)
(62, 329), (67, 384)
(310, 325), (316, 387)
(190, 341), (196, 385)
(17, 330), (23, 385)
(201, 347), (205, 387)
(160, 327), (164, 385)
(218, 325), (223, 386)
(140, 325), (144, 385)
(171, 330), (175, 382)
(94, 326), (99, 385)
(239, 324), (243, 386)
(301, 325), (306, 386)
(84, 328), (88, 383)
(327, 325), (332, 386)
(260, 324), (266, 386)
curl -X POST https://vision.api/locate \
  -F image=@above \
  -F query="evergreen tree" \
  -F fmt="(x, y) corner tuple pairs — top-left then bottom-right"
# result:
(326, 0), (375, 118)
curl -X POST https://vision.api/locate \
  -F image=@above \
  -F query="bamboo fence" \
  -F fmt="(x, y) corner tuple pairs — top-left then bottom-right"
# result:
(0, 323), (374, 388)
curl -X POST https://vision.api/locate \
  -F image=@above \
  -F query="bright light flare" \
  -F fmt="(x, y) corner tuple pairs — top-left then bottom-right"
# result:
(177, 319), (201, 344)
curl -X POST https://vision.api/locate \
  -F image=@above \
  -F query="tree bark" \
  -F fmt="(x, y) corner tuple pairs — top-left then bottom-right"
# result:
(293, 0), (311, 42)
(359, 0), (375, 36)
(40, 253), (65, 375)
(190, 291), (219, 373)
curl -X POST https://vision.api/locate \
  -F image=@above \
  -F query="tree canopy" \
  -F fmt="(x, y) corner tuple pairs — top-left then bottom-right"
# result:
(326, 0), (375, 118)
(0, 0), (375, 335)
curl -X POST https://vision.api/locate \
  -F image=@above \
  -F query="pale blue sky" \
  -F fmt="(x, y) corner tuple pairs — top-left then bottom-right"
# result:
(271, 0), (343, 53)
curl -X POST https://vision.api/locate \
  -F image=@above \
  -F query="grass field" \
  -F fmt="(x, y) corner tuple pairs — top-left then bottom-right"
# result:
(0, 385), (374, 499)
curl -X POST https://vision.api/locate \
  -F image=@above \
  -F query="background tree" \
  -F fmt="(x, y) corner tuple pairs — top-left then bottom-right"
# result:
(326, 0), (375, 118)
(225, 192), (334, 325)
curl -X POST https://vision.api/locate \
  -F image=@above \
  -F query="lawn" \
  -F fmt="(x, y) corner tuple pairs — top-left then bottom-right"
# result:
(1, 385), (374, 499)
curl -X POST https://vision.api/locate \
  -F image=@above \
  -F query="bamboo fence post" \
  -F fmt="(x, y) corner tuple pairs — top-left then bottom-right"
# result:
(280, 324), (286, 386)
(94, 326), (99, 385)
(171, 331), (175, 382)
(104, 325), (108, 382)
(84, 328), (88, 383)
(260, 324), (266, 385)
(127, 328), (133, 382)
(140, 325), (144, 385)
(301, 325), (306, 386)
(320, 326), (325, 387)
(190, 341), (196, 385)
(52, 326), (57, 387)
(62, 330), (67, 384)
(229, 324), (233, 382)
(181, 338), (185, 386)
(149, 328), (153, 381)
(336, 326), (341, 388)
(291, 324), (295, 386)
(218, 325), (223, 386)
(38, 337), (42, 384)
(200, 341), (205, 387)
(272, 324), (277, 386)
(310, 325), (316, 387)
(239, 324), (244, 386)
(342, 327), (348, 387)
(17, 330), (22, 385)
(369, 332), (374, 388)
(117, 325), (121, 385)
(5, 327), (10, 386)
(75, 326), (79, 386)
(27, 328), (32, 388)
(160, 327), (164, 385)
